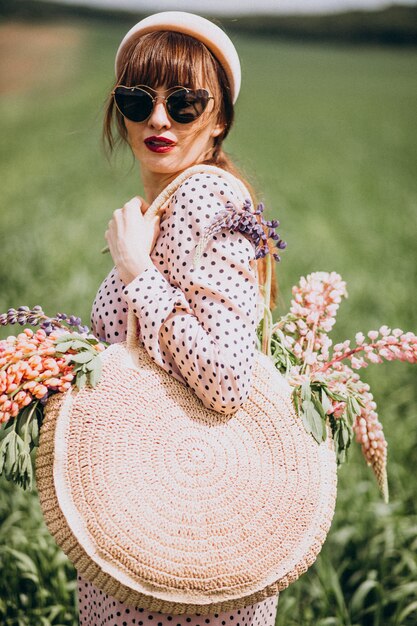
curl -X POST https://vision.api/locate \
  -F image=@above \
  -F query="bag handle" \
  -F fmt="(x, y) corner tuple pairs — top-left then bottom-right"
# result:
(143, 164), (253, 222)
(127, 164), (254, 351)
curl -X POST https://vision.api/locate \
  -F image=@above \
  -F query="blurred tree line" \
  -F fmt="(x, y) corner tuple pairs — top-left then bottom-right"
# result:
(0, 0), (416, 46)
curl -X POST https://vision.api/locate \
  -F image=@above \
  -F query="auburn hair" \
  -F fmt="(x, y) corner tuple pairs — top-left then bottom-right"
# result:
(103, 30), (278, 310)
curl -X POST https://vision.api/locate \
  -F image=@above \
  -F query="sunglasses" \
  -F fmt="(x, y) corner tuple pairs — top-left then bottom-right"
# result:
(112, 85), (214, 124)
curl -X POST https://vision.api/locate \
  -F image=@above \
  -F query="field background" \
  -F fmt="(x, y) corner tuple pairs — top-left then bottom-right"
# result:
(0, 16), (416, 626)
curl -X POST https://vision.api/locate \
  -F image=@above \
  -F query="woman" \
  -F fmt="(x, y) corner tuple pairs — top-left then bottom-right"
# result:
(78, 11), (279, 626)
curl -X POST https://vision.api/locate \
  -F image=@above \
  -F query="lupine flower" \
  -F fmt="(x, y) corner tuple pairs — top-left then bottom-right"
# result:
(323, 328), (417, 372)
(262, 270), (416, 502)
(0, 309), (105, 424)
(0, 309), (107, 490)
(1, 306), (91, 336)
(192, 198), (286, 268)
(272, 272), (348, 366)
(319, 360), (389, 499)
(352, 386), (388, 503)
(0, 328), (76, 423)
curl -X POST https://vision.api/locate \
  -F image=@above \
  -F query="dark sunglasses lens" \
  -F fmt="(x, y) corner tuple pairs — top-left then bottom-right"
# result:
(114, 87), (153, 122)
(167, 89), (210, 124)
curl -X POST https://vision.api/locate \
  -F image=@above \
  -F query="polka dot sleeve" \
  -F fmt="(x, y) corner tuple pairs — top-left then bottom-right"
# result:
(122, 173), (259, 416)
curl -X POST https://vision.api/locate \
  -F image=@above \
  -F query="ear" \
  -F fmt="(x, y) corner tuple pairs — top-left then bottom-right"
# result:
(211, 122), (225, 138)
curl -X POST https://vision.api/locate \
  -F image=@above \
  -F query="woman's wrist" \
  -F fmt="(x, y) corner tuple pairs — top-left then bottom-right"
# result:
(122, 257), (155, 286)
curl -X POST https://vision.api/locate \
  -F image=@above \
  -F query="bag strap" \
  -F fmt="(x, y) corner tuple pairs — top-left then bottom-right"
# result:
(143, 164), (253, 222)
(127, 164), (254, 351)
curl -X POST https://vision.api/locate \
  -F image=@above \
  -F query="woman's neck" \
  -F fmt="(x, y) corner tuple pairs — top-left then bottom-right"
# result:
(140, 165), (181, 205)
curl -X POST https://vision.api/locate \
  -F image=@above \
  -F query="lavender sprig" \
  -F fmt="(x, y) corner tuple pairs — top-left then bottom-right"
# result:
(192, 198), (286, 269)
(0, 306), (90, 336)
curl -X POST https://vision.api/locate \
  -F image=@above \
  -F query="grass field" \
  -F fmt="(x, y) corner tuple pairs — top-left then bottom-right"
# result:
(0, 19), (416, 626)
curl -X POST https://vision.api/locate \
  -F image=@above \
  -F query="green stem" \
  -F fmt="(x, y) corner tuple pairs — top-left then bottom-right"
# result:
(261, 254), (273, 356)
(318, 342), (380, 373)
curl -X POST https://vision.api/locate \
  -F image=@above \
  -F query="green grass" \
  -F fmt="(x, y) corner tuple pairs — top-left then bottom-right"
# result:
(0, 21), (416, 625)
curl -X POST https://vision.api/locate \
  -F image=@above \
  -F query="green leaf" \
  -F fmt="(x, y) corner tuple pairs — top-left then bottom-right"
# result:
(5, 431), (18, 475)
(350, 578), (381, 616)
(321, 387), (333, 414)
(301, 411), (313, 434)
(72, 362), (86, 373)
(312, 390), (327, 420)
(54, 342), (74, 353)
(301, 380), (311, 402)
(337, 448), (347, 464)
(398, 600), (417, 623)
(76, 371), (87, 389)
(303, 399), (325, 443)
(86, 337), (100, 345)
(82, 359), (98, 373)
(15, 405), (30, 436)
(345, 398), (354, 424)
(350, 395), (362, 416)
(30, 414), (40, 447)
(338, 420), (352, 450)
(70, 351), (94, 364)
(53, 333), (74, 344)
(88, 356), (102, 387)
(6, 547), (39, 576)
(67, 339), (91, 351)
(0, 433), (11, 473)
(325, 389), (346, 402)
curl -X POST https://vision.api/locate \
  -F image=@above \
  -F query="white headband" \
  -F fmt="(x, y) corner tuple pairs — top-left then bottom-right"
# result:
(114, 11), (241, 104)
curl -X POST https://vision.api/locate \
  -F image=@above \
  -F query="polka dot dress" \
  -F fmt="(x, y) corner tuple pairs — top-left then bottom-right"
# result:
(77, 574), (279, 626)
(82, 173), (278, 624)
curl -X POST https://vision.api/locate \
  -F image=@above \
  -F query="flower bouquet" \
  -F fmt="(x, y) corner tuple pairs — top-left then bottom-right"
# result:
(0, 308), (105, 490)
(1, 198), (416, 503)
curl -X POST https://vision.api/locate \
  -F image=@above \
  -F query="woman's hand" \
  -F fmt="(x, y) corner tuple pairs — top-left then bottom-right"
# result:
(105, 196), (160, 285)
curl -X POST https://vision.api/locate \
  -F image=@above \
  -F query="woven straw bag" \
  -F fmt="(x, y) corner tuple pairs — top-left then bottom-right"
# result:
(35, 164), (337, 615)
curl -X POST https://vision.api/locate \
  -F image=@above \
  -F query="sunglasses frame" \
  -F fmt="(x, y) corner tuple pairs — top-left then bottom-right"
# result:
(111, 84), (214, 124)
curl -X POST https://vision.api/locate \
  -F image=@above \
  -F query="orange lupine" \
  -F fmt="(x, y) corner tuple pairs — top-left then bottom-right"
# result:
(1, 411), (11, 423)
(32, 384), (48, 399)
(0, 322), (104, 433)
(44, 377), (61, 387)
(14, 390), (28, 404)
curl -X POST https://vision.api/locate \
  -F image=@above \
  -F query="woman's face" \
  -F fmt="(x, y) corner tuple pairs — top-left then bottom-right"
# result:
(123, 80), (224, 177)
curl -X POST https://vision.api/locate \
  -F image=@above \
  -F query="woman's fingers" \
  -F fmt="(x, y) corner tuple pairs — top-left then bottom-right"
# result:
(124, 197), (142, 213)
(137, 195), (150, 215)
(124, 195), (151, 215)
(110, 196), (151, 225)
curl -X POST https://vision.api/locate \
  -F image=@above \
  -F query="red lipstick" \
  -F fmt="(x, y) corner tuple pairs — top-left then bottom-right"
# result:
(144, 136), (176, 153)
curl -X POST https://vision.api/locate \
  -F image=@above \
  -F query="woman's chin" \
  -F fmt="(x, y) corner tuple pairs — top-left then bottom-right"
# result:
(138, 155), (199, 177)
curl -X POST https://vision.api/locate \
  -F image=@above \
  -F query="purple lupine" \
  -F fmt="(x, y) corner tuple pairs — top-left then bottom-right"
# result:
(7, 308), (17, 324)
(68, 315), (82, 327)
(0, 306), (90, 336)
(192, 198), (286, 269)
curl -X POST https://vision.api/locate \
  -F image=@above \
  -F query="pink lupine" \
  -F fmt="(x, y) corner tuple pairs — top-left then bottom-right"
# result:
(274, 271), (349, 368)
(352, 388), (388, 503)
(267, 271), (417, 500)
